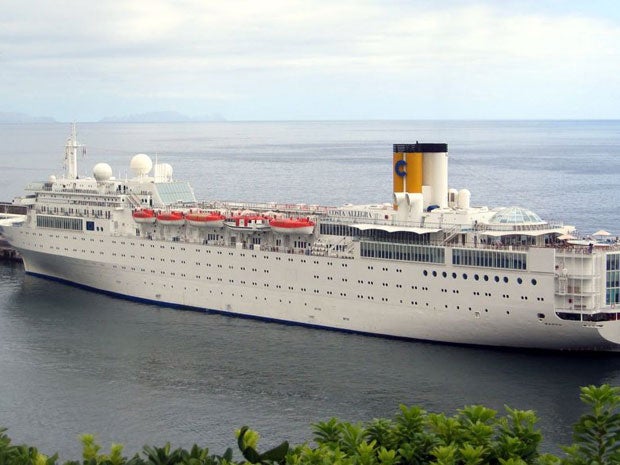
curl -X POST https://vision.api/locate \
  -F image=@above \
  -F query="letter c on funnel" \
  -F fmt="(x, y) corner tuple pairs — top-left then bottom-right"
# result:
(394, 159), (407, 177)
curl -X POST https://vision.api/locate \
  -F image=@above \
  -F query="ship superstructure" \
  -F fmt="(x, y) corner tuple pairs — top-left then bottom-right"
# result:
(2, 127), (620, 351)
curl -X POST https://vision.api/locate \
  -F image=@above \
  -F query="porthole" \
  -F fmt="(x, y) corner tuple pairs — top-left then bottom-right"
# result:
(483, 275), (489, 281)
(517, 277), (523, 284)
(474, 274), (479, 281)
(494, 276), (500, 282)
(452, 272), (457, 279)
(432, 271), (437, 277)
(532, 279), (537, 286)
(423, 270), (428, 276)
(503, 277), (509, 283)
(462, 273), (468, 280)
(442, 271), (447, 278)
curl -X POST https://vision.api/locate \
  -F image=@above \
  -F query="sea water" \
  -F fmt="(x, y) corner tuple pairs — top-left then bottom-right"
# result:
(0, 121), (619, 459)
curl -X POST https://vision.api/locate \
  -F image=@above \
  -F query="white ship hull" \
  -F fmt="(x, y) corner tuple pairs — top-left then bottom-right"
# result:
(7, 227), (618, 351)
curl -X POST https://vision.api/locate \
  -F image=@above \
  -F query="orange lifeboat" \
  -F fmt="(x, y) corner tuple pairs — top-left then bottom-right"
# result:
(156, 211), (185, 226)
(185, 212), (225, 228)
(270, 217), (315, 235)
(132, 209), (156, 224)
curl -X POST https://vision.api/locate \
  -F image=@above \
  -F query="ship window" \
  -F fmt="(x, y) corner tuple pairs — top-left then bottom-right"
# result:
(452, 248), (527, 270)
(361, 242), (444, 264)
(531, 279), (537, 286)
(606, 254), (620, 304)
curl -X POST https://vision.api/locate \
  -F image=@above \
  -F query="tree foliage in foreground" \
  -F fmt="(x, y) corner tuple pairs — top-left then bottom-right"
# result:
(1, 385), (619, 465)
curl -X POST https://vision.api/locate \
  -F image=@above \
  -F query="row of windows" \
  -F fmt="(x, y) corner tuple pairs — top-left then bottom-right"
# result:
(452, 248), (527, 270)
(606, 289), (620, 305)
(422, 269), (537, 285)
(360, 241), (445, 264)
(131, 280), (530, 318)
(607, 271), (620, 288)
(606, 254), (620, 304)
(607, 253), (620, 270)
(36, 215), (83, 231)
(320, 223), (362, 237)
(39, 205), (110, 218)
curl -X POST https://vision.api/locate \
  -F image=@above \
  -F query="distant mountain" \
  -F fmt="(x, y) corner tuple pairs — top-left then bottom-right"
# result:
(0, 112), (56, 123)
(99, 111), (226, 123)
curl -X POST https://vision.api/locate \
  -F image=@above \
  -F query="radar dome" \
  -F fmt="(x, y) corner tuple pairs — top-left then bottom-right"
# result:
(49, 175), (57, 182)
(93, 163), (113, 181)
(130, 153), (153, 176)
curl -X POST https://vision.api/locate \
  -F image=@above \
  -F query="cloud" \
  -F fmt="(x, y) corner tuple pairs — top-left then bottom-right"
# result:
(1, 1), (619, 119)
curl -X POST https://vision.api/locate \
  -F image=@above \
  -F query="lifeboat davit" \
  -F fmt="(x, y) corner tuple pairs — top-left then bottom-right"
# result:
(156, 211), (185, 225)
(270, 217), (315, 235)
(225, 215), (271, 231)
(132, 209), (156, 224)
(185, 212), (225, 228)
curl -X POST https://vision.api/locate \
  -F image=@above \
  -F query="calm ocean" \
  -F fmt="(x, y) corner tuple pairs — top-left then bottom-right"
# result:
(0, 121), (619, 459)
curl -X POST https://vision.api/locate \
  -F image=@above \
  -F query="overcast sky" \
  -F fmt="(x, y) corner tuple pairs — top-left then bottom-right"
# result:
(2, 0), (619, 121)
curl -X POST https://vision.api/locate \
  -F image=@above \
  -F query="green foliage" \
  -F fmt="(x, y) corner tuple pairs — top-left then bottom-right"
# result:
(0, 428), (59, 465)
(560, 384), (620, 465)
(312, 419), (343, 448)
(236, 426), (288, 465)
(1, 385), (620, 465)
(303, 402), (545, 465)
(366, 420), (396, 451)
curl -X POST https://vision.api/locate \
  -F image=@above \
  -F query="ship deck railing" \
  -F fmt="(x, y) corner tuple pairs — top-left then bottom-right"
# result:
(196, 200), (337, 215)
(135, 233), (355, 259)
(133, 230), (620, 257)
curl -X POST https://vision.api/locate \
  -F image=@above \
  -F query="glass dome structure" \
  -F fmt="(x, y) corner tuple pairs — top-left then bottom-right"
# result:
(489, 206), (545, 225)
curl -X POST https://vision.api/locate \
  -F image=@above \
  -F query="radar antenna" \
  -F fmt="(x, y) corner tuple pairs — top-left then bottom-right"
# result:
(64, 123), (84, 179)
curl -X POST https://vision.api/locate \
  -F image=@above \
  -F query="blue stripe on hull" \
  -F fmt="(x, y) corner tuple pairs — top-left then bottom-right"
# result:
(25, 270), (423, 345)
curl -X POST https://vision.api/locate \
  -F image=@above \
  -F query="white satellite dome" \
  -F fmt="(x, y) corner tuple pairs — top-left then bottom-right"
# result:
(93, 163), (113, 181)
(48, 175), (57, 182)
(130, 153), (153, 176)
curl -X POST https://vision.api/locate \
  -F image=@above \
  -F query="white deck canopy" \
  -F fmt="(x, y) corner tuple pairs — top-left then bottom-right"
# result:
(348, 223), (441, 234)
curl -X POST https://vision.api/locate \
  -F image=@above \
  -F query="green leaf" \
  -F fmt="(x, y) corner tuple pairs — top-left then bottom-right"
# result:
(258, 441), (289, 463)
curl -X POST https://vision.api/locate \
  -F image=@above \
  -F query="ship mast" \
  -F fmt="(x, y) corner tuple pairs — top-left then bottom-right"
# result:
(64, 123), (84, 180)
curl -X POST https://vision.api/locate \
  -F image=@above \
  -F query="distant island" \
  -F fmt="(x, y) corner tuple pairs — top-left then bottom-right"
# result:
(0, 112), (56, 123)
(99, 111), (226, 123)
(0, 110), (226, 123)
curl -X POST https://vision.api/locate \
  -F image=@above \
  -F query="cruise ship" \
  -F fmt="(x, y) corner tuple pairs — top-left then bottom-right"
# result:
(1, 126), (620, 351)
